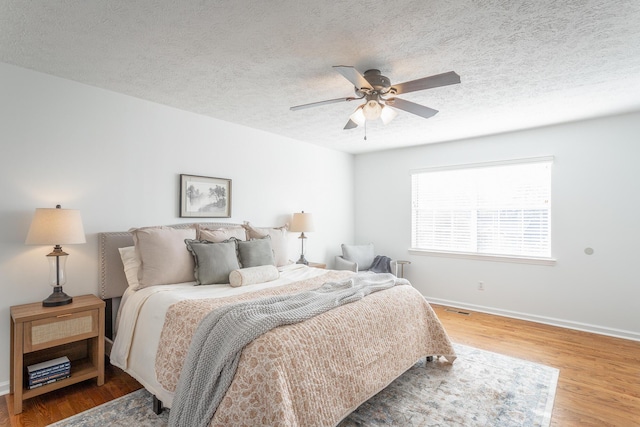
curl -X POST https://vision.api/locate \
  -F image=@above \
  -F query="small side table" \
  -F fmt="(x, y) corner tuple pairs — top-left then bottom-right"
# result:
(395, 260), (411, 278)
(10, 294), (105, 414)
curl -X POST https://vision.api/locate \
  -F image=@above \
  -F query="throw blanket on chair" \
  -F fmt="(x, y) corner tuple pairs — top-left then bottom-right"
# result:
(369, 255), (392, 273)
(169, 273), (408, 427)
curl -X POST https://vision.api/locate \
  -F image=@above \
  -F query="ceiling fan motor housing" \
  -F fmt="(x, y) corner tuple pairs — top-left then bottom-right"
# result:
(355, 69), (392, 97)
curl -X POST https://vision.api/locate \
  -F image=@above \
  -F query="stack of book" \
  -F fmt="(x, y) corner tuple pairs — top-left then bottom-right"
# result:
(26, 356), (71, 389)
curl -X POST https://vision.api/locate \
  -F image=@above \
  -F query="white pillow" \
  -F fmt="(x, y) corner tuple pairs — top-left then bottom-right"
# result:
(341, 243), (375, 270)
(229, 265), (280, 287)
(118, 246), (141, 290)
(243, 223), (289, 267)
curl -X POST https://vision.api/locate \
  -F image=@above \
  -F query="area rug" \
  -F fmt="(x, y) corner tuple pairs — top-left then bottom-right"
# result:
(48, 344), (558, 427)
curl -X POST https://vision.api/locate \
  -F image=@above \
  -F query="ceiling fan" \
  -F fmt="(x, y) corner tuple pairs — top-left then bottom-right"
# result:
(290, 66), (461, 130)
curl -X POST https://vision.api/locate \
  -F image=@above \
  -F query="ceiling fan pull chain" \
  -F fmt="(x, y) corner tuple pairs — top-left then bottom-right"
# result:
(364, 120), (367, 141)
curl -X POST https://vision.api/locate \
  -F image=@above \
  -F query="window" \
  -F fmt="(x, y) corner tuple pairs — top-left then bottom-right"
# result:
(411, 157), (552, 261)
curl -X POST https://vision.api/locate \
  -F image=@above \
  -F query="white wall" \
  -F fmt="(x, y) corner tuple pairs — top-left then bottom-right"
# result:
(354, 112), (640, 340)
(3, 59), (638, 398)
(0, 62), (354, 393)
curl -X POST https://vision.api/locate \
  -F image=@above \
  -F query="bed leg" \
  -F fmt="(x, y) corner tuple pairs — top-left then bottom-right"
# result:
(153, 395), (163, 415)
(426, 356), (434, 362)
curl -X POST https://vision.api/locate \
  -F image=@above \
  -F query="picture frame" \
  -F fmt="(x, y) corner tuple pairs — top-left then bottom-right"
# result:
(180, 174), (232, 218)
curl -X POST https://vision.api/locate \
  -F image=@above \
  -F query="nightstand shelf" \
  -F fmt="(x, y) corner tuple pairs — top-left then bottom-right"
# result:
(21, 358), (96, 400)
(10, 294), (105, 414)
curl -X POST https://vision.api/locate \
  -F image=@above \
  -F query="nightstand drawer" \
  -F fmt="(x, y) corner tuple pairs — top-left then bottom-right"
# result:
(24, 309), (99, 353)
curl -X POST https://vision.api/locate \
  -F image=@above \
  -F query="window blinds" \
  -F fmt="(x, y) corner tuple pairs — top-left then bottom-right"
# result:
(411, 159), (552, 258)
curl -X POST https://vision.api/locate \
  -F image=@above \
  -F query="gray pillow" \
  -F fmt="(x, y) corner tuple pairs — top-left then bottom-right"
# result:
(237, 237), (276, 268)
(341, 243), (375, 270)
(185, 239), (240, 285)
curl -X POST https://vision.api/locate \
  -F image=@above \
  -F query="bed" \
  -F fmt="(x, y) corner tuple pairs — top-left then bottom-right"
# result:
(99, 222), (456, 427)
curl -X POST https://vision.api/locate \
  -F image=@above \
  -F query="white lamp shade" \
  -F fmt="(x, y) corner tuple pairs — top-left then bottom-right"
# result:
(25, 207), (86, 245)
(290, 212), (315, 233)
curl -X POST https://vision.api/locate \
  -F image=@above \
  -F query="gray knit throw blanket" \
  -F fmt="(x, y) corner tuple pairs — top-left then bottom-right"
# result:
(169, 273), (407, 427)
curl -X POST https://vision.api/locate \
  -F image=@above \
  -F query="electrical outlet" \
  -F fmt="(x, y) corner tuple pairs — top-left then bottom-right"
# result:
(478, 281), (484, 291)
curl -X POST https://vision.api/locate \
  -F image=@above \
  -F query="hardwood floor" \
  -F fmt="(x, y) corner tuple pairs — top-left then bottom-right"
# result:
(431, 305), (640, 427)
(2, 304), (639, 426)
(0, 362), (141, 427)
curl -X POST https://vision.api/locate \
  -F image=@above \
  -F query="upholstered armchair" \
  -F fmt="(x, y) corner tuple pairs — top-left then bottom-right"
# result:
(334, 243), (398, 275)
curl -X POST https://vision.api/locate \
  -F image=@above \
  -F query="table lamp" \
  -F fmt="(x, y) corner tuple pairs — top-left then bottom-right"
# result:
(289, 211), (315, 265)
(25, 205), (86, 307)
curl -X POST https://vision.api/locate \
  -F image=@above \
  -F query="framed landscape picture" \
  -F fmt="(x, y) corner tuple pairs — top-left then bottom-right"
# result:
(180, 174), (232, 218)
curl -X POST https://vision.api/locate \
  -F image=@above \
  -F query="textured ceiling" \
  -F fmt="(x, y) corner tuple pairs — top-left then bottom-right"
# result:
(2, 1), (640, 154)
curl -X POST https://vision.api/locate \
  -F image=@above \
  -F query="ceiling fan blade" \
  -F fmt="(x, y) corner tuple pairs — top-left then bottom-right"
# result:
(333, 66), (372, 90)
(391, 71), (460, 95)
(290, 97), (357, 111)
(343, 119), (358, 130)
(385, 98), (439, 119)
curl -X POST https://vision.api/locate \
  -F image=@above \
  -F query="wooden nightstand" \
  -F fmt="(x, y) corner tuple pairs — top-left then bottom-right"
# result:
(307, 262), (326, 269)
(10, 294), (105, 414)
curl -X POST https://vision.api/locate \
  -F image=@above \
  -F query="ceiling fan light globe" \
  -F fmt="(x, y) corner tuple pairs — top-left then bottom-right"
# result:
(380, 106), (398, 125)
(362, 100), (382, 120)
(349, 106), (366, 126)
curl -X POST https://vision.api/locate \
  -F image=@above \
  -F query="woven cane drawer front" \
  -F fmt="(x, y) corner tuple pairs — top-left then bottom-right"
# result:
(24, 309), (98, 352)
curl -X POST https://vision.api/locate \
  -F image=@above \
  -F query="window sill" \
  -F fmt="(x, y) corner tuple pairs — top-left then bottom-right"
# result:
(408, 249), (556, 266)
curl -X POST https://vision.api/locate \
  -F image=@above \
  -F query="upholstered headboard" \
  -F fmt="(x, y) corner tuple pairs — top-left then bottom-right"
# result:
(98, 222), (244, 299)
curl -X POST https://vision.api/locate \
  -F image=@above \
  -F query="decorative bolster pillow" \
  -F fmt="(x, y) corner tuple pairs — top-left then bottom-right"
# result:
(229, 265), (279, 288)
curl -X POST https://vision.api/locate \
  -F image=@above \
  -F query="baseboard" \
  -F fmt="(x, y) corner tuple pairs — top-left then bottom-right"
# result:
(0, 380), (9, 396)
(427, 297), (640, 342)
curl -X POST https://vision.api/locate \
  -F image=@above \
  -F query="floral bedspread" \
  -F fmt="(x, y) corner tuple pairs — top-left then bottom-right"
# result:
(156, 270), (456, 426)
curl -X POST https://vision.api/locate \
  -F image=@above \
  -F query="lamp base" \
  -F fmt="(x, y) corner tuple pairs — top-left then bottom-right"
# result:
(296, 255), (309, 265)
(43, 286), (73, 307)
